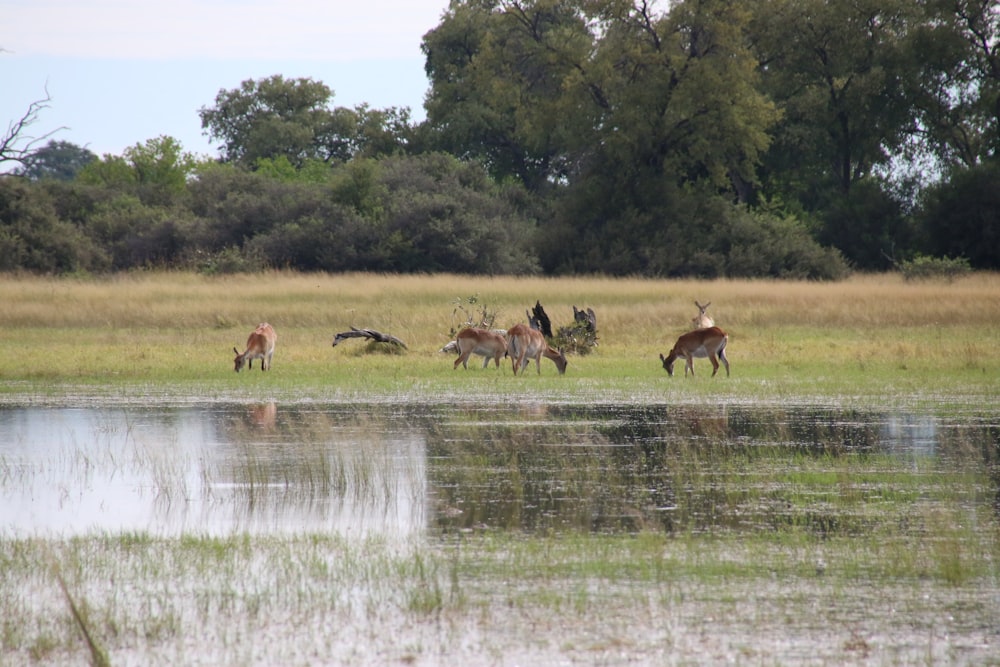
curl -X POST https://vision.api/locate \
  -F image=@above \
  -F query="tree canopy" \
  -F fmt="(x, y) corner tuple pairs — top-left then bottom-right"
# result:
(14, 140), (96, 181)
(198, 75), (412, 168)
(2, 0), (998, 276)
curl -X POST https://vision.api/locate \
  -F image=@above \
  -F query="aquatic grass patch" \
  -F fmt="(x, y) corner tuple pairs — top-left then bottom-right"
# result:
(2, 451), (998, 665)
(3, 526), (997, 665)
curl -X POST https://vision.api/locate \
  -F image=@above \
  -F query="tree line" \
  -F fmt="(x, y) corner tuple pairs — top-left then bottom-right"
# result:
(2, 0), (998, 278)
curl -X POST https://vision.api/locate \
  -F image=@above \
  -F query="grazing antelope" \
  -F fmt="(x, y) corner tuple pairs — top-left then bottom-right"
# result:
(692, 301), (714, 329)
(453, 327), (508, 370)
(506, 323), (568, 375)
(234, 322), (277, 372)
(660, 326), (729, 377)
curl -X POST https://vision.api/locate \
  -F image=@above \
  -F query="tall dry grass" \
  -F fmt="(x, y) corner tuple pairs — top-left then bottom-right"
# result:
(3, 271), (998, 331)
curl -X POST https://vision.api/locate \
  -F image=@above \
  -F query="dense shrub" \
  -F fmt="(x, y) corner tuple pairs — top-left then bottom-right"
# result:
(378, 154), (540, 274)
(897, 254), (971, 281)
(817, 180), (912, 270)
(187, 164), (330, 251)
(0, 178), (107, 273)
(915, 163), (1000, 270)
(84, 196), (196, 269)
(720, 207), (850, 280)
(189, 246), (268, 275)
(542, 187), (849, 279)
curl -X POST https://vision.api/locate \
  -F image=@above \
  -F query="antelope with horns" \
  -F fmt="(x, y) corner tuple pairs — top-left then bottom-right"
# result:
(692, 301), (714, 329)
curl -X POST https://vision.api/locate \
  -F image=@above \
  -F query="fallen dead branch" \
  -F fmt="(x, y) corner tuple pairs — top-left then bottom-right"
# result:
(331, 327), (407, 349)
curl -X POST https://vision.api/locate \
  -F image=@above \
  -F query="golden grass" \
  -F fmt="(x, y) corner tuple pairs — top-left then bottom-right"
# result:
(3, 270), (998, 331)
(0, 271), (998, 406)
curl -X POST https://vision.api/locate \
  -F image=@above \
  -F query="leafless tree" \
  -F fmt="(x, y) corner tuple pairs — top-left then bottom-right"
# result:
(2, 83), (66, 172)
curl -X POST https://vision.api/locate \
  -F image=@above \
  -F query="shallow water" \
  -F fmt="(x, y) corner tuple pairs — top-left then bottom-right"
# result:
(2, 402), (996, 538)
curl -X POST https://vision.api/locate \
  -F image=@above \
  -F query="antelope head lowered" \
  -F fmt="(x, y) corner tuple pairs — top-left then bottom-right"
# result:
(506, 323), (567, 375)
(234, 322), (277, 372)
(660, 326), (729, 377)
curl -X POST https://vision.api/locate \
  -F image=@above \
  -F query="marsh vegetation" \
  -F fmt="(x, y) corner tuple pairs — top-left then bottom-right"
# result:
(0, 272), (998, 665)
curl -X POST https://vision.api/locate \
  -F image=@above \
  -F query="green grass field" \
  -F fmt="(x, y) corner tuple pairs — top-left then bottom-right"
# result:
(1, 271), (997, 410)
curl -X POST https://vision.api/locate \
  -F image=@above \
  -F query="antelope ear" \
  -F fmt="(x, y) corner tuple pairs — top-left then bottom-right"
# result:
(659, 353), (665, 361)
(233, 347), (239, 355)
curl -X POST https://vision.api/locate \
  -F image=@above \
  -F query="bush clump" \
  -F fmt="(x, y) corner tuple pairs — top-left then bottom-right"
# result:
(897, 255), (971, 282)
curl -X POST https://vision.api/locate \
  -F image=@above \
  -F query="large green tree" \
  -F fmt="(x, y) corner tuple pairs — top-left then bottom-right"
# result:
(199, 75), (412, 168)
(424, 0), (777, 197)
(422, 0), (594, 191)
(78, 136), (197, 207)
(15, 140), (96, 181)
(902, 0), (1000, 169)
(582, 0), (778, 197)
(422, 0), (809, 277)
(746, 0), (929, 269)
(750, 0), (917, 201)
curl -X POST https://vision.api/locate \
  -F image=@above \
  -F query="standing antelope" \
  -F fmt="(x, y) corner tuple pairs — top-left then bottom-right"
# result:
(234, 322), (277, 372)
(692, 301), (714, 329)
(506, 323), (568, 375)
(660, 326), (729, 377)
(453, 327), (508, 370)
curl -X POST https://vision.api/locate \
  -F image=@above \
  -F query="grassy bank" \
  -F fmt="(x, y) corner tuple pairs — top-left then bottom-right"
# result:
(2, 271), (999, 665)
(0, 271), (998, 410)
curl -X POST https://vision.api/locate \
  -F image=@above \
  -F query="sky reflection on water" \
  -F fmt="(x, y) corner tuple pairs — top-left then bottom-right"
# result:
(0, 404), (427, 537)
(0, 402), (995, 538)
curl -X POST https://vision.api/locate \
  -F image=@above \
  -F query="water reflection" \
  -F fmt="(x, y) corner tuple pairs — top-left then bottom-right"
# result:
(0, 404), (427, 537)
(0, 402), (996, 537)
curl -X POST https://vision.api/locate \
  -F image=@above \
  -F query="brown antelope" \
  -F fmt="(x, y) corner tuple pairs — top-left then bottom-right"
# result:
(453, 327), (508, 370)
(234, 322), (276, 372)
(660, 326), (729, 377)
(692, 301), (714, 329)
(506, 323), (567, 375)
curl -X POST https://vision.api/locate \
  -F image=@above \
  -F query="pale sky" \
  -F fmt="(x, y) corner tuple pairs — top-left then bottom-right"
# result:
(1, 0), (452, 160)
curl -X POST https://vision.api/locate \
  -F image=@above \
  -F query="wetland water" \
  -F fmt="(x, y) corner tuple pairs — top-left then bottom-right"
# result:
(2, 400), (999, 665)
(2, 401), (996, 538)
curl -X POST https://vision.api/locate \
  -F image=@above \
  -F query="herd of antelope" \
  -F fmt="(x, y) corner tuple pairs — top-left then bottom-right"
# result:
(448, 323), (569, 375)
(233, 301), (728, 378)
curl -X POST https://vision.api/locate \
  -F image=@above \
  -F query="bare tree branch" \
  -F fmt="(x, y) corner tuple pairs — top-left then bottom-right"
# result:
(1, 84), (67, 171)
(331, 326), (408, 349)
